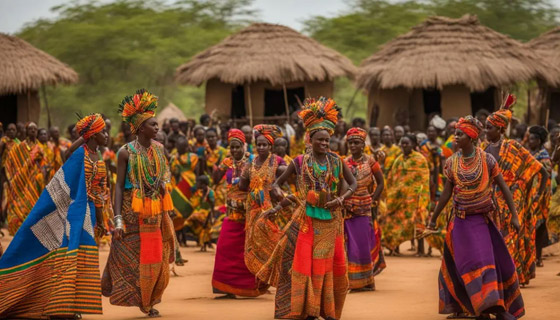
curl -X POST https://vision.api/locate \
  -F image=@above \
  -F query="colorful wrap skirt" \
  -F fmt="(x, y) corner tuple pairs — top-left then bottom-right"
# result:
(439, 213), (524, 319)
(212, 217), (269, 297)
(344, 215), (386, 289)
(101, 191), (174, 313)
(257, 206), (348, 319)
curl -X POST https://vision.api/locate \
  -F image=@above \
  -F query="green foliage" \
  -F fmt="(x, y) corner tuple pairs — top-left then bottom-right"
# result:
(20, 0), (255, 132)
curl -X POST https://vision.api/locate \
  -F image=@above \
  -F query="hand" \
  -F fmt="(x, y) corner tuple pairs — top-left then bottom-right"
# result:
(325, 197), (343, 209)
(263, 208), (277, 220)
(426, 219), (437, 230)
(113, 228), (124, 241)
(512, 219), (521, 233)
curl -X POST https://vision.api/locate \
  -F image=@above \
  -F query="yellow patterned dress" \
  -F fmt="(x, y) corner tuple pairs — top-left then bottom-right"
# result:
(380, 143), (401, 174)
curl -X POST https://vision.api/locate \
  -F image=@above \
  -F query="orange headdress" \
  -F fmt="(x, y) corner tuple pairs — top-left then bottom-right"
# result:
(253, 124), (282, 145)
(487, 93), (515, 129)
(227, 128), (246, 144)
(298, 97), (340, 136)
(118, 89), (158, 133)
(76, 113), (105, 140)
(346, 127), (367, 141)
(456, 116), (481, 140)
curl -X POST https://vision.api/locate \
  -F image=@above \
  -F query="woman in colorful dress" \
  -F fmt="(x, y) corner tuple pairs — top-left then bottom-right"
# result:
(484, 94), (548, 286)
(382, 134), (430, 255)
(255, 97), (357, 320)
(380, 126), (401, 174)
(211, 128), (269, 298)
(344, 127), (385, 292)
(4, 122), (45, 235)
(0, 123), (19, 229)
(102, 89), (175, 318)
(239, 124), (286, 275)
(0, 114), (109, 319)
(424, 116), (524, 320)
(527, 125), (552, 268)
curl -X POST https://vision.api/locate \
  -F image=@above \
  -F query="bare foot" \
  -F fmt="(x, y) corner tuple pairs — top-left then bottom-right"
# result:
(148, 308), (160, 318)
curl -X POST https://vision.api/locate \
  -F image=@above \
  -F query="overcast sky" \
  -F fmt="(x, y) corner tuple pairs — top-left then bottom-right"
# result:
(2, 0), (560, 34)
(0, 0), (349, 34)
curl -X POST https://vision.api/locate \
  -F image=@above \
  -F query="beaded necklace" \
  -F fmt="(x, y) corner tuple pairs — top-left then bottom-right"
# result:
(300, 153), (337, 207)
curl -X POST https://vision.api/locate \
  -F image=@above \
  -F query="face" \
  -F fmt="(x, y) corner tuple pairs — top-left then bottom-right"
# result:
(382, 130), (393, 145)
(427, 126), (438, 141)
(206, 130), (217, 147)
(195, 128), (205, 143)
(162, 121), (170, 134)
(311, 130), (330, 155)
(348, 137), (365, 155)
(274, 138), (287, 156)
(241, 126), (253, 143)
(229, 140), (244, 160)
(484, 120), (501, 142)
(38, 129), (48, 143)
(170, 121), (180, 132)
(528, 133), (541, 150)
(400, 136), (413, 155)
(447, 121), (457, 137)
(196, 178), (208, 191)
(369, 128), (380, 144)
(140, 117), (159, 139)
(27, 123), (38, 139)
(550, 128), (560, 146)
(94, 128), (109, 147)
(49, 127), (60, 140)
(256, 135), (271, 157)
(394, 126), (404, 141)
(121, 122), (132, 136)
(104, 119), (112, 134)
(6, 124), (16, 139)
(335, 121), (346, 135)
(176, 139), (188, 154)
(454, 129), (472, 150)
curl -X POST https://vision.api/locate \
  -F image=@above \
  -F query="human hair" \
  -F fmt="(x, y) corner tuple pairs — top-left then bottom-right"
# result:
(529, 125), (548, 145)
(197, 175), (210, 185)
(402, 133), (418, 148)
(206, 127), (218, 135)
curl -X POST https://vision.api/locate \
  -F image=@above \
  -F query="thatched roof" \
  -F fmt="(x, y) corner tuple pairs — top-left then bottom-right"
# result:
(0, 33), (78, 95)
(526, 27), (560, 85)
(175, 23), (356, 86)
(357, 15), (558, 91)
(157, 103), (186, 125)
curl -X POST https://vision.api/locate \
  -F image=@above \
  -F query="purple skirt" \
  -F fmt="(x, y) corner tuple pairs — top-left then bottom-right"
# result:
(439, 214), (525, 319)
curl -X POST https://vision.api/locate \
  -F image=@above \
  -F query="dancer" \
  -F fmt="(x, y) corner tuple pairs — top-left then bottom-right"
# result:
(344, 127), (386, 291)
(256, 97), (357, 320)
(4, 122), (45, 235)
(211, 128), (269, 298)
(102, 89), (175, 317)
(425, 116), (524, 320)
(0, 123), (19, 227)
(183, 175), (217, 251)
(0, 114), (109, 319)
(527, 125), (552, 268)
(484, 94), (547, 286)
(382, 134), (430, 255)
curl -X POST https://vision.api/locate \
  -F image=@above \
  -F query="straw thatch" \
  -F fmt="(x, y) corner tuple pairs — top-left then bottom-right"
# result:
(175, 23), (356, 86)
(156, 102), (187, 125)
(0, 33), (78, 95)
(357, 15), (558, 91)
(526, 27), (560, 85)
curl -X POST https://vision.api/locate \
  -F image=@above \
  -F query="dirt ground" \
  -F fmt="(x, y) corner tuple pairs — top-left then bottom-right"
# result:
(2, 232), (560, 320)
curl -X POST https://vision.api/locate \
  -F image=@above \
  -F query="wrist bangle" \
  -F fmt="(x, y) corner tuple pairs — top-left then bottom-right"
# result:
(348, 187), (355, 193)
(114, 215), (124, 230)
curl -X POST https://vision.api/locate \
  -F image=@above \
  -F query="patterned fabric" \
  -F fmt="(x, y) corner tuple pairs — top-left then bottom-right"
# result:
(382, 151), (430, 250)
(47, 141), (64, 174)
(5, 139), (45, 235)
(344, 154), (380, 216)
(441, 135), (455, 159)
(486, 139), (542, 285)
(254, 152), (348, 320)
(170, 152), (198, 230)
(420, 140), (444, 195)
(0, 147), (102, 318)
(184, 188), (217, 245)
(439, 215), (524, 318)
(119, 89), (158, 133)
(254, 124), (283, 145)
(219, 153), (252, 222)
(380, 144), (401, 174)
(456, 115), (482, 139)
(290, 135), (306, 157)
(0, 136), (19, 166)
(531, 148), (552, 223)
(75, 113), (105, 140)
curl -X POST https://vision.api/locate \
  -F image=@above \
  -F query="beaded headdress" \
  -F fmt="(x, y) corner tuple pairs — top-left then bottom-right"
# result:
(76, 113), (105, 140)
(118, 89), (158, 133)
(253, 124), (282, 145)
(487, 93), (515, 129)
(346, 127), (367, 141)
(456, 116), (482, 140)
(298, 97), (340, 136)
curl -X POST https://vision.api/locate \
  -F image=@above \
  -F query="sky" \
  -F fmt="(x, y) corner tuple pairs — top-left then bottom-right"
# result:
(0, 0), (350, 34)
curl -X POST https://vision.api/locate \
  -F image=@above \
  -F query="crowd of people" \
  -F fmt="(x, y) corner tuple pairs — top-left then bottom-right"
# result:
(0, 90), (558, 320)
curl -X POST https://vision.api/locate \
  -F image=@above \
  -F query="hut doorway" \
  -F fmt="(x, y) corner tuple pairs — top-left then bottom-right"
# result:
(471, 87), (496, 115)
(423, 89), (442, 116)
(549, 90), (560, 123)
(264, 87), (304, 117)
(231, 85), (246, 119)
(0, 94), (18, 126)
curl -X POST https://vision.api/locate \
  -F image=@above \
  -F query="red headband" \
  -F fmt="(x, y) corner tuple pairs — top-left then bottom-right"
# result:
(456, 116), (481, 139)
(227, 128), (246, 144)
(346, 127), (367, 141)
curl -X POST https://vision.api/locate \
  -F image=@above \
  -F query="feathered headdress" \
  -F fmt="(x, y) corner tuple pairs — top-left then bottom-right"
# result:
(298, 97), (340, 136)
(75, 113), (105, 140)
(487, 93), (515, 129)
(118, 89), (158, 133)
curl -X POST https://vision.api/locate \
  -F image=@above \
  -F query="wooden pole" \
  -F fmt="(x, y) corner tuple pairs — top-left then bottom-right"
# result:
(41, 86), (52, 128)
(282, 83), (290, 123)
(345, 88), (360, 119)
(247, 84), (253, 127)
(366, 90), (374, 127)
(26, 90), (31, 123)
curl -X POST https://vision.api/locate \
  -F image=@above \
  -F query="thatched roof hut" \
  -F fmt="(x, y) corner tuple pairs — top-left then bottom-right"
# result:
(358, 15), (557, 129)
(175, 23), (356, 125)
(526, 27), (560, 125)
(0, 33), (78, 125)
(156, 103), (187, 126)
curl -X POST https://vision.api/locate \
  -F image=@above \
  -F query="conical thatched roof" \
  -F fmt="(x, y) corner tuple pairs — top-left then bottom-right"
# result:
(0, 33), (78, 95)
(157, 103), (186, 125)
(526, 27), (560, 85)
(357, 15), (558, 91)
(175, 23), (356, 86)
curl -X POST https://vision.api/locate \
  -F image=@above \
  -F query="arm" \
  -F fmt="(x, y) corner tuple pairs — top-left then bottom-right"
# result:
(212, 168), (226, 187)
(112, 148), (129, 240)
(427, 179), (453, 228)
(537, 166), (549, 196)
(325, 161), (357, 209)
(65, 137), (85, 159)
(494, 173), (520, 232)
(371, 168), (384, 202)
